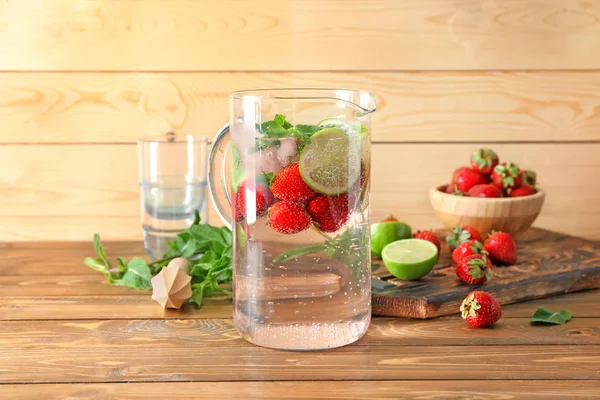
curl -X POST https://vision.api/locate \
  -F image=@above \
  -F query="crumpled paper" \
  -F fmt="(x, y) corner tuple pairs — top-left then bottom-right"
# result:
(151, 258), (192, 309)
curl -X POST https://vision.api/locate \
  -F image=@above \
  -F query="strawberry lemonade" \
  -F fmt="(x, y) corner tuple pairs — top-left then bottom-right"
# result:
(230, 114), (372, 350)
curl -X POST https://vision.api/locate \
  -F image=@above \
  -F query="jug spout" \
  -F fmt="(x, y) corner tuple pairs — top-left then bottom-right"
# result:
(341, 89), (377, 116)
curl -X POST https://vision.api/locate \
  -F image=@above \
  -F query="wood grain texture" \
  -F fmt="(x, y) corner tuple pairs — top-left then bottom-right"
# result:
(3, 71), (600, 143)
(4, 289), (598, 321)
(3, 381), (600, 400)
(1, 143), (598, 241)
(2, 0), (600, 71)
(372, 228), (600, 318)
(430, 186), (546, 236)
(1, 343), (599, 383)
(0, 296), (232, 321)
(3, 317), (599, 348)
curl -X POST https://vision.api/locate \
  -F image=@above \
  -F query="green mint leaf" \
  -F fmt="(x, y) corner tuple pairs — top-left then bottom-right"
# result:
(116, 257), (128, 275)
(287, 124), (321, 152)
(192, 210), (201, 225)
(84, 257), (108, 273)
(262, 172), (276, 187)
(190, 250), (219, 277)
(189, 281), (215, 308)
(272, 244), (329, 263)
(292, 124), (321, 136)
(113, 258), (153, 290)
(177, 232), (198, 258)
(93, 234), (111, 269)
(274, 114), (287, 127)
(258, 121), (288, 138)
(531, 307), (573, 325)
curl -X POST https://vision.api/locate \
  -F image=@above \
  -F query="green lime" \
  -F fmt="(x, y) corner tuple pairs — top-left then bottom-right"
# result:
(299, 128), (361, 195)
(370, 221), (412, 257)
(318, 118), (368, 136)
(382, 239), (438, 281)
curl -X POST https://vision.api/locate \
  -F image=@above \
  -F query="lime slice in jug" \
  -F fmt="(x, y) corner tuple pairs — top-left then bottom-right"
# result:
(318, 118), (368, 136)
(381, 239), (438, 281)
(299, 128), (361, 195)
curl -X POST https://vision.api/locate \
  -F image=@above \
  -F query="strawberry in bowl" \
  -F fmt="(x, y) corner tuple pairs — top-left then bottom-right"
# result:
(429, 148), (545, 236)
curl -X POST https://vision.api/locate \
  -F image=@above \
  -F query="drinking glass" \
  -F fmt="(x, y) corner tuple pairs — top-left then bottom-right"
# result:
(208, 89), (376, 350)
(138, 132), (209, 259)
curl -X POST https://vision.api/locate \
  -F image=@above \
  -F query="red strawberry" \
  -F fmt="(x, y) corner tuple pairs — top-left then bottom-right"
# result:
(460, 291), (502, 328)
(452, 240), (484, 264)
(467, 184), (503, 198)
(413, 230), (441, 255)
(380, 214), (398, 223)
(270, 163), (316, 202)
(446, 225), (482, 250)
(452, 167), (470, 183)
(268, 201), (312, 235)
(235, 179), (274, 222)
(491, 162), (522, 189)
(470, 148), (499, 176)
(510, 185), (536, 197)
(307, 194), (349, 232)
(455, 168), (488, 192)
(484, 231), (517, 265)
(456, 254), (493, 285)
(520, 169), (537, 187)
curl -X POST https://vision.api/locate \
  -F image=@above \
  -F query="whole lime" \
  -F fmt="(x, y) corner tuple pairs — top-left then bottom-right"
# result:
(370, 221), (412, 257)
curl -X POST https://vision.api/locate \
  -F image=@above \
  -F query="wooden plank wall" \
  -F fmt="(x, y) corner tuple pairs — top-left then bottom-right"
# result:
(0, 0), (599, 241)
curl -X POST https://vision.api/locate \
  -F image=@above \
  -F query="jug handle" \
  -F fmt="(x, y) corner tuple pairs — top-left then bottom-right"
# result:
(207, 122), (233, 230)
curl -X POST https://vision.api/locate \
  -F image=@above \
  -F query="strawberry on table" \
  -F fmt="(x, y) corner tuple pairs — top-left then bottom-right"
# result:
(460, 291), (502, 328)
(270, 163), (316, 202)
(456, 254), (493, 285)
(452, 240), (484, 264)
(446, 225), (483, 250)
(413, 230), (441, 255)
(235, 178), (275, 222)
(455, 168), (488, 192)
(268, 201), (312, 235)
(484, 231), (517, 265)
(510, 185), (536, 197)
(467, 184), (503, 198)
(470, 148), (499, 176)
(307, 194), (349, 232)
(491, 162), (522, 190)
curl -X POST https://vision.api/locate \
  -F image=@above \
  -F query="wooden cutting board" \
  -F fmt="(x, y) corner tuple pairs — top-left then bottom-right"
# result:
(371, 228), (600, 319)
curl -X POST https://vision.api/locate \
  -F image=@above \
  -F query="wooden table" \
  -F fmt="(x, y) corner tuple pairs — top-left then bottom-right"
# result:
(1, 242), (599, 399)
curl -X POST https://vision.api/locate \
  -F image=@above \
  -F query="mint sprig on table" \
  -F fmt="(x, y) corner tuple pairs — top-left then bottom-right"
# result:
(531, 307), (573, 325)
(84, 211), (233, 307)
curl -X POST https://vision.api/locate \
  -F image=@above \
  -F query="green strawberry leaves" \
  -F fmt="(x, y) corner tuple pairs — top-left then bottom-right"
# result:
(460, 293), (481, 318)
(531, 307), (573, 325)
(470, 241), (484, 254)
(446, 226), (472, 249)
(466, 256), (493, 281)
(472, 148), (497, 169)
(494, 162), (520, 188)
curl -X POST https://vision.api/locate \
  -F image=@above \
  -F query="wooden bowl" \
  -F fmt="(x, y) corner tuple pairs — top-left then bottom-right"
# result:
(429, 185), (545, 237)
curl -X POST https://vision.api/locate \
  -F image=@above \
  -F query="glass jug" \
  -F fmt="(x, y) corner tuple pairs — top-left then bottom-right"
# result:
(208, 89), (376, 350)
